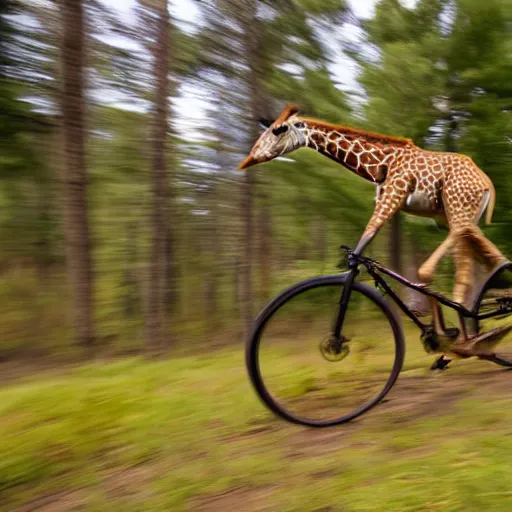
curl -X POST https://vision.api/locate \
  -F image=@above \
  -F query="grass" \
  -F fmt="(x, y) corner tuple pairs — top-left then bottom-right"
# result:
(1, 331), (512, 511)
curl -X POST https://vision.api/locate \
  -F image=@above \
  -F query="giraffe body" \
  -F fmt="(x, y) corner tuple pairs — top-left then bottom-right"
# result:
(239, 104), (506, 309)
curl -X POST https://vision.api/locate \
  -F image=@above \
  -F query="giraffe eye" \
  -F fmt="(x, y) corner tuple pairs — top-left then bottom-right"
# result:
(294, 122), (305, 128)
(272, 125), (288, 136)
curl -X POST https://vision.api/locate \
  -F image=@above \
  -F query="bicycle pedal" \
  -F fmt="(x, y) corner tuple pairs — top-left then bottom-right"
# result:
(431, 355), (451, 371)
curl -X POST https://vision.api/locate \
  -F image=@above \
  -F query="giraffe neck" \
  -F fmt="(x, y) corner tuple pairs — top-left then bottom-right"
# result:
(298, 119), (411, 184)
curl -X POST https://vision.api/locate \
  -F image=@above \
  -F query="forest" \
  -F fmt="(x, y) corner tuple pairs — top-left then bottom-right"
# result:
(1, 0), (510, 359)
(1, 1), (512, 510)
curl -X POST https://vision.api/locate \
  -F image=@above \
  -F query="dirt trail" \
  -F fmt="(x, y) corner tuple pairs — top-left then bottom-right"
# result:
(7, 357), (512, 512)
(189, 365), (512, 511)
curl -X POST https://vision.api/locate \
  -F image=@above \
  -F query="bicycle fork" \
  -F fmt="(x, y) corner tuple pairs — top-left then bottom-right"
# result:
(332, 264), (360, 343)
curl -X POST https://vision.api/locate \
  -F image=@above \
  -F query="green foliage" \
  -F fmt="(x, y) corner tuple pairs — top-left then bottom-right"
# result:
(358, 0), (512, 255)
(293, 0), (348, 19)
(443, 0), (512, 251)
(2, 348), (512, 510)
(363, 0), (417, 45)
(172, 29), (202, 77)
(361, 41), (445, 141)
(1, 3), (512, 509)
(1, 0), (511, 353)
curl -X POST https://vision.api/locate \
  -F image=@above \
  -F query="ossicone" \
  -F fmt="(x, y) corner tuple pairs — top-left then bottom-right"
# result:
(274, 104), (301, 125)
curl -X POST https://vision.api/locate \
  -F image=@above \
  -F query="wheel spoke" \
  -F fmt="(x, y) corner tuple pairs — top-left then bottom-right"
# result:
(246, 276), (404, 427)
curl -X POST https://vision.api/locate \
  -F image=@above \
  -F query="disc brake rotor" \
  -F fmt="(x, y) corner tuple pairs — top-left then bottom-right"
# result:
(319, 335), (350, 362)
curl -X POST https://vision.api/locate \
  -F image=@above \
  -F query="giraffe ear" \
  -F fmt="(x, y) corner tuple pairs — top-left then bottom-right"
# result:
(259, 118), (273, 129)
(274, 104), (300, 125)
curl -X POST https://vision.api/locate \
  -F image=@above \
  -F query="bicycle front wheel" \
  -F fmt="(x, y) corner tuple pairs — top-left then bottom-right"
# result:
(246, 275), (405, 427)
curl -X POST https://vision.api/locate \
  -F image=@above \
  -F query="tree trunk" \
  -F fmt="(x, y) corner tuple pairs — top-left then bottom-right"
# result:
(164, 221), (177, 310)
(316, 216), (327, 273)
(61, 0), (94, 349)
(240, 4), (266, 338)
(205, 237), (219, 326)
(163, 77), (177, 313)
(123, 221), (139, 317)
(406, 234), (429, 315)
(146, 0), (169, 353)
(234, 256), (242, 319)
(34, 172), (54, 282)
(388, 213), (402, 298)
(258, 189), (272, 304)
(390, 213), (402, 274)
(205, 178), (220, 324)
(240, 169), (254, 338)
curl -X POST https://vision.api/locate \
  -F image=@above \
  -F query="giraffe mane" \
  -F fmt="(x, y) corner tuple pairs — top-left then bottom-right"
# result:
(299, 118), (414, 146)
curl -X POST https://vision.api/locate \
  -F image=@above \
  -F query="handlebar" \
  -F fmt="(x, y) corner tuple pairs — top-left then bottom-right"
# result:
(339, 245), (377, 270)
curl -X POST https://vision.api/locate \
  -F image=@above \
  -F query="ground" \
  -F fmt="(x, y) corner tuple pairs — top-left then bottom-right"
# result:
(1, 333), (512, 512)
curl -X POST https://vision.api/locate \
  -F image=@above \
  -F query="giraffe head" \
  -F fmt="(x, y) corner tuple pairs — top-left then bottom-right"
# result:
(239, 104), (306, 170)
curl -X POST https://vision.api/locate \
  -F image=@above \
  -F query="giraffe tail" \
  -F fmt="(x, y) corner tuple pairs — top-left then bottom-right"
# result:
(484, 177), (496, 225)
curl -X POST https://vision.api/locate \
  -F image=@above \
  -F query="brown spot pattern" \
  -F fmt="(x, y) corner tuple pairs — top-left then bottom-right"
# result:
(301, 122), (504, 304)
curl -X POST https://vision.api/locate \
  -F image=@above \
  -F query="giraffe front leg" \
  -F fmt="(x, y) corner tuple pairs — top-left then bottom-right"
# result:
(353, 180), (409, 256)
(352, 213), (385, 257)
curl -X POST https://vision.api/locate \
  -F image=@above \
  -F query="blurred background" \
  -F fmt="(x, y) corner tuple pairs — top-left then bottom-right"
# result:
(2, 1), (512, 510)
(1, 0), (511, 358)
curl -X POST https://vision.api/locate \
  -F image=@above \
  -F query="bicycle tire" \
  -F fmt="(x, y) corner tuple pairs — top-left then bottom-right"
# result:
(246, 274), (405, 427)
(472, 261), (512, 367)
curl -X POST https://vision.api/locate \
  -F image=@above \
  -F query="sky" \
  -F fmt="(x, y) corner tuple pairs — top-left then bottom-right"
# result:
(99, 0), (418, 135)
(100, 0), (418, 90)
(102, 0), (417, 23)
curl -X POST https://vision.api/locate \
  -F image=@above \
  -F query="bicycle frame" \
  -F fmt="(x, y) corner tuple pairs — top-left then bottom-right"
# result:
(333, 247), (512, 344)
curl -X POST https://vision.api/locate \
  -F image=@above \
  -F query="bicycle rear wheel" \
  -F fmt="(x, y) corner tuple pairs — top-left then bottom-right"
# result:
(473, 262), (512, 367)
(246, 275), (405, 427)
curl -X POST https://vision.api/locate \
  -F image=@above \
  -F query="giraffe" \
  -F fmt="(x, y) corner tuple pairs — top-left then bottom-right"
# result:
(239, 104), (507, 344)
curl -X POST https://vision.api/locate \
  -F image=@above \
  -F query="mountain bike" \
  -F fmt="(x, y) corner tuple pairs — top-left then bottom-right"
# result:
(246, 245), (512, 427)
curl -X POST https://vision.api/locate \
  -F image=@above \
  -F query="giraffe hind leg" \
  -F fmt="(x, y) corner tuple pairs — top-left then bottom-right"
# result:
(462, 190), (506, 270)
(417, 234), (454, 283)
(450, 224), (507, 309)
(417, 235), (455, 336)
(452, 233), (475, 308)
(447, 189), (506, 307)
(462, 224), (506, 271)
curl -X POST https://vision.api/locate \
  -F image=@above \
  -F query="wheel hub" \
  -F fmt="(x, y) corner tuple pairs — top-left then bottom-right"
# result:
(319, 335), (350, 362)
